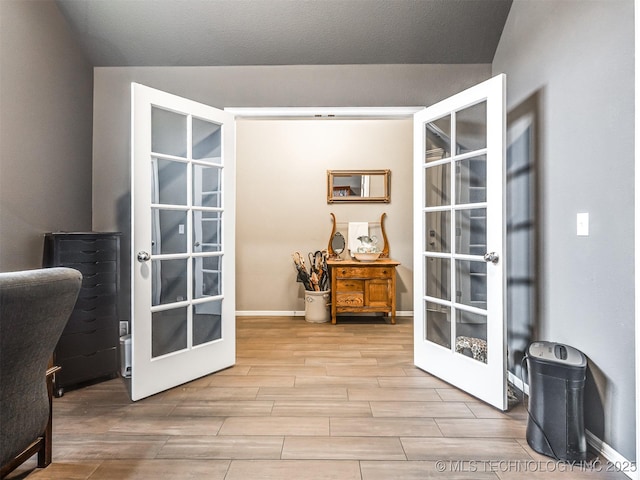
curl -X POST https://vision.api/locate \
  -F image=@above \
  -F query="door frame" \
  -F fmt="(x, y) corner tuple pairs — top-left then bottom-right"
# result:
(225, 107), (424, 119)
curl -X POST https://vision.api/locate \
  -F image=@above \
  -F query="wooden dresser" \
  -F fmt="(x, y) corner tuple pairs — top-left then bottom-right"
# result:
(327, 258), (400, 324)
(43, 232), (121, 396)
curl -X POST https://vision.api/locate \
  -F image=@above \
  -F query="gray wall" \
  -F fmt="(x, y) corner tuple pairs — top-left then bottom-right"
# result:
(0, 0), (93, 271)
(91, 64), (491, 317)
(494, 0), (635, 460)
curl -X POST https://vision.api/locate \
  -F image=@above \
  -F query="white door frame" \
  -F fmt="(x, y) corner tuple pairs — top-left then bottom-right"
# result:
(225, 107), (424, 119)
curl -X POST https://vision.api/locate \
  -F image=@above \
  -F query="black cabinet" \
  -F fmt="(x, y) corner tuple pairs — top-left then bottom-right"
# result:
(43, 232), (121, 396)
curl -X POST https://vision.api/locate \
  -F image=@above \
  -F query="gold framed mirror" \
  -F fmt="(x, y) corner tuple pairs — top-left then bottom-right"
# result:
(327, 169), (390, 203)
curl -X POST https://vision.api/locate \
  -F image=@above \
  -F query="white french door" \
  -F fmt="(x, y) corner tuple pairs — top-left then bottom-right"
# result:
(131, 83), (236, 401)
(413, 74), (507, 410)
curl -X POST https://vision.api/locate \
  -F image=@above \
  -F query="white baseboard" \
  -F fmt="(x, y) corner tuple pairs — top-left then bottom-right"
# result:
(507, 371), (529, 395)
(236, 311), (301, 317)
(585, 430), (636, 479)
(508, 373), (635, 479)
(236, 310), (414, 317)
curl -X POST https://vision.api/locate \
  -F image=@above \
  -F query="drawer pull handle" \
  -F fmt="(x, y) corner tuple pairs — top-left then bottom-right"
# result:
(341, 270), (346, 275)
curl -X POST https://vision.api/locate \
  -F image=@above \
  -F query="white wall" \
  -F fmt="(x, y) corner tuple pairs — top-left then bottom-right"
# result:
(494, 0), (635, 460)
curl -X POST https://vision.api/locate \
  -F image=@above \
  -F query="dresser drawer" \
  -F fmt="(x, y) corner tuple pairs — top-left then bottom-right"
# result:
(56, 325), (119, 358)
(74, 294), (116, 310)
(56, 347), (118, 386)
(64, 261), (118, 277)
(335, 266), (393, 279)
(336, 279), (364, 291)
(79, 280), (117, 297)
(57, 246), (118, 263)
(336, 292), (364, 307)
(56, 237), (118, 253)
(65, 304), (117, 333)
(81, 271), (117, 289)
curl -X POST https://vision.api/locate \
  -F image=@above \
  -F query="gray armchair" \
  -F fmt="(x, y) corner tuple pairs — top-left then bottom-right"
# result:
(0, 267), (82, 478)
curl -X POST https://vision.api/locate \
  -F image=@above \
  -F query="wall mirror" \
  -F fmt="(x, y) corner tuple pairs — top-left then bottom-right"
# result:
(327, 169), (390, 203)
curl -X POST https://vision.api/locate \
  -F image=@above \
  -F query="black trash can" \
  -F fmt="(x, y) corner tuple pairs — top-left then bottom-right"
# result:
(526, 341), (587, 462)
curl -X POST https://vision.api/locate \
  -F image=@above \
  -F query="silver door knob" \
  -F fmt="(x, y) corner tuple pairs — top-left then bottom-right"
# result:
(483, 252), (499, 264)
(137, 251), (150, 262)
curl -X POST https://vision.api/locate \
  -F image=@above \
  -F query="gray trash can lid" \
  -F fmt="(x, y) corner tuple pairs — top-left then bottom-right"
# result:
(528, 341), (586, 368)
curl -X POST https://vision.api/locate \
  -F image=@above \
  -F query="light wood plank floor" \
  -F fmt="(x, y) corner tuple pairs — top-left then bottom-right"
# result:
(7, 316), (628, 479)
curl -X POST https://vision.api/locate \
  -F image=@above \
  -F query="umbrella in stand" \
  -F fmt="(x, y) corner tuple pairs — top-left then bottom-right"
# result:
(320, 251), (329, 291)
(308, 251), (324, 291)
(292, 252), (312, 291)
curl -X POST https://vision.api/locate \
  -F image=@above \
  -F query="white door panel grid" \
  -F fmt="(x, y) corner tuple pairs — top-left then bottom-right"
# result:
(413, 74), (507, 410)
(131, 83), (236, 401)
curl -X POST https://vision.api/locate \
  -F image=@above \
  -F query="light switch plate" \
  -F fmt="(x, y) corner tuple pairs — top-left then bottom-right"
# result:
(119, 321), (129, 336)
(577, 212), (589, 236)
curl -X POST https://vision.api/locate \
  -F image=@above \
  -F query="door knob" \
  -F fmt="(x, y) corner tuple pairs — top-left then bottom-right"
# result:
(137, 251), (150, 262)
(194, 241), (201, 247)
(483, 252), (499, 264)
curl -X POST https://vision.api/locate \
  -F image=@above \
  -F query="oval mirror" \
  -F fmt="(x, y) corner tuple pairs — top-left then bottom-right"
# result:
(331, 232), (346, 256)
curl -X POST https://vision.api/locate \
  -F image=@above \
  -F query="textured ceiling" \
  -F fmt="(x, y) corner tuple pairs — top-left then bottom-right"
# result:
(55, 0), (512, 67)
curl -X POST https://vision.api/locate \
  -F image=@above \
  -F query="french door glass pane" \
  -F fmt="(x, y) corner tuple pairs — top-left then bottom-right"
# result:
(152, 259), (187, 306)
(455, 155), (486, 204)
(152, 307), (188, 357)
(455, 309), (488, 364)
(193, 256), (221, 299)
(152, 209), (188, 255)
(193, 164), (222, 207)
(193, 300), (222, 345)
(426, 257), (450, 300)
(425, 163), (450, 207)
(426, 116), (451, 162)
(456, 101), (487, 154)
(425, 211), (450, 253)
(425, 301), (451, 348)
(152, 107), (187, 157)
(456, 208), (486, 256)
(154, 159), (187, 206)
(455, 260), (487, 309)
(193, 211), (222, 252)
(192, 118), (222, 163)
